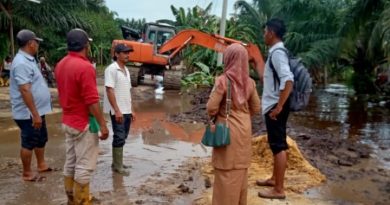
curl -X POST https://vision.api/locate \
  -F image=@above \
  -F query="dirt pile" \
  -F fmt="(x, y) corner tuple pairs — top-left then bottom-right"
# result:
(250, 135), (326, 192)
(195, 135), (326, 205)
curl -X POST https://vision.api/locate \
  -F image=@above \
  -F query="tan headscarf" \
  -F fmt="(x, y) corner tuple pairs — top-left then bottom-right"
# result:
(214, 43), (254, 106)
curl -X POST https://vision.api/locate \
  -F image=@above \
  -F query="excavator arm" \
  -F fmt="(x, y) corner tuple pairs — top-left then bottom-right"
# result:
(158, 29), (265, 78)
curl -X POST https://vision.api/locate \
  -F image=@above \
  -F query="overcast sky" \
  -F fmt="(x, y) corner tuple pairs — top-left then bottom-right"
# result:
(105, 0), (238, 22)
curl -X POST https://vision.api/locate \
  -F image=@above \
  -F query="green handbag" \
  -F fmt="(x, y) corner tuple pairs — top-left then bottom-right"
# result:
(202, 78), (232, 147)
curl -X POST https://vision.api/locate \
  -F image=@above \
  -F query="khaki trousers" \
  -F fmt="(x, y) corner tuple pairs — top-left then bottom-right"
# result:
(62, 124), (99, 185)
(212, 168), (248, 205)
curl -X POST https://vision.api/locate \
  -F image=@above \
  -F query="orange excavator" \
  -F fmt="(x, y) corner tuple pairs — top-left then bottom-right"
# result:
(112, 23), (264, 89)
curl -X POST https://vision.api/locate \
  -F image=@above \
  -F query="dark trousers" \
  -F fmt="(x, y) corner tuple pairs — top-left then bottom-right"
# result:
(14, 115), (48, 150)
(264, 99), (290, 155)
(110, 113), (132, 147)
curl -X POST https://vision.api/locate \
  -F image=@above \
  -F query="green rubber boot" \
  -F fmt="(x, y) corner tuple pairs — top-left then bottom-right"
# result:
(112, 147), (130, 176)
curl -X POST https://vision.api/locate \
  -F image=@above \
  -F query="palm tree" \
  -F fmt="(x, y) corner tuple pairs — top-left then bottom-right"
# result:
(0, 0), (93, 56)
(236, 0), (390, 93)
(235, 0), (348, 84)
(157, 3), (218, 33)
(234, 0), (275, 47)
(338, 0), (390, 93)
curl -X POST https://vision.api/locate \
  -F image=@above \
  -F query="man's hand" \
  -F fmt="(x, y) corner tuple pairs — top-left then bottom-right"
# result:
(32, 114), (42, 129)
(88, 102), (109, 140)
(131, 112), (136, 122)
(115, 110), (123, 124)
(269, 105), (282, 120)
(99, 125), (109, 140)
(269, 81), (293, 120)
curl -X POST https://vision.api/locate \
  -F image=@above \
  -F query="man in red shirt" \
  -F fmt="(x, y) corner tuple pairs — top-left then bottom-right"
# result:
(55, 28), (108, 205)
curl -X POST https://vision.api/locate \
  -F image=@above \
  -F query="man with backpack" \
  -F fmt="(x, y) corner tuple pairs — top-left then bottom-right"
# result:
(257, 18), (293, 199)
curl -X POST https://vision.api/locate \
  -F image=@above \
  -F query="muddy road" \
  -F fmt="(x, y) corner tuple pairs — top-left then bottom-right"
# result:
(0, 80), (209, 205)
(0, 79), (389, 205)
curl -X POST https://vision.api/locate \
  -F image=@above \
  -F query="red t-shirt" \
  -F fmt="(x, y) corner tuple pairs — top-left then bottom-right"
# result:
(55, 52), (99, 131)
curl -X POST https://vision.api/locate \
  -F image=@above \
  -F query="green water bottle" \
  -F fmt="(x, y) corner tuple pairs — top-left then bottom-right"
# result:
(89, 115), (100, 133)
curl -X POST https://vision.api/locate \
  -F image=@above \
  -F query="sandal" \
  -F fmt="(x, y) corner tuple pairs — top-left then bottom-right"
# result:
(38, 167), (60, 173)
(256, 179), (275, 186)
(258, 189), (286, 199)
(23, 175), (46, 182)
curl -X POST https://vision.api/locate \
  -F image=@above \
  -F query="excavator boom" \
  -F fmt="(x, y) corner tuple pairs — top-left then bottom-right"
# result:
(159, 29), (265, 77)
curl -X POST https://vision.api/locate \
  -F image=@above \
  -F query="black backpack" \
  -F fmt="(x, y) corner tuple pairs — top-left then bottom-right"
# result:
(269, 48), (312, 111)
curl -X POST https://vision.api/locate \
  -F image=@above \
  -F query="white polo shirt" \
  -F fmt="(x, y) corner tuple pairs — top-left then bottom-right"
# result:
(103, 62), (132, 114)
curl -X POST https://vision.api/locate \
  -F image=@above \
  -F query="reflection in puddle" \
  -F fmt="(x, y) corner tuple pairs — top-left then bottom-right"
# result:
(0, 88), (209, 205)
(295, 84), (390, 204)
(296, 84), (390, 165)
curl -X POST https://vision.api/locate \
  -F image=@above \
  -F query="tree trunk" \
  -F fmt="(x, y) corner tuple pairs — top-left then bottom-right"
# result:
(352, 60), (375, 94)
(10, 19), (14, 56)
(323, 66), (328, 85)
(100, 46), (103, 65)
(0, 2), (14, 56)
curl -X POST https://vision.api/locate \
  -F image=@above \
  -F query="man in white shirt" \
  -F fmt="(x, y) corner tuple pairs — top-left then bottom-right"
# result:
(103, 44), (136, 175)
(257, 18), (294, 200)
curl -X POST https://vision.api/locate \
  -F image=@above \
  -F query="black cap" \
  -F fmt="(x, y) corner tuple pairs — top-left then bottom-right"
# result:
(114, 44), (133, 53)
(66, 28), (92, 51)
(16, 29), (43, 47)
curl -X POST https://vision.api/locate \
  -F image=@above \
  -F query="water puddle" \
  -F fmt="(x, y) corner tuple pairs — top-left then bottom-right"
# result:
(293, 84), (390, 204)
(294, 84), (390, 165)
(0, 88), (209, 205)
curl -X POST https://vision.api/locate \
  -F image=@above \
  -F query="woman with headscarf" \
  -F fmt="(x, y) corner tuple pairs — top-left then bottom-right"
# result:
(206, 43), (261, 205)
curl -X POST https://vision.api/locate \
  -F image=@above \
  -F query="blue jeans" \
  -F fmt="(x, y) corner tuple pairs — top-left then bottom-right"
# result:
(110, 113), (132, 147)
(14, 115), (48, 150)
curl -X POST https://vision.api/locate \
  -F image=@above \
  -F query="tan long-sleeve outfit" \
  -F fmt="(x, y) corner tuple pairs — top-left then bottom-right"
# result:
(207, 79), (261, 205)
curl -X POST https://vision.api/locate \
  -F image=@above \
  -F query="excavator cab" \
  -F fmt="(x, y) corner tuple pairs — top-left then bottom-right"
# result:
(117, 23), (180, 89)
(142, 23), (175, 52)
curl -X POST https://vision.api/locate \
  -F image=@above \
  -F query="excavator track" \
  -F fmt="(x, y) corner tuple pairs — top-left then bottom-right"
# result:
(163, 70), (182, 90)
(129, 66), (141, 87)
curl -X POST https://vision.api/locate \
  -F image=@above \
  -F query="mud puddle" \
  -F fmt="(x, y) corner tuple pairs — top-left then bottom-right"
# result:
(0, 85), (210, 205)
